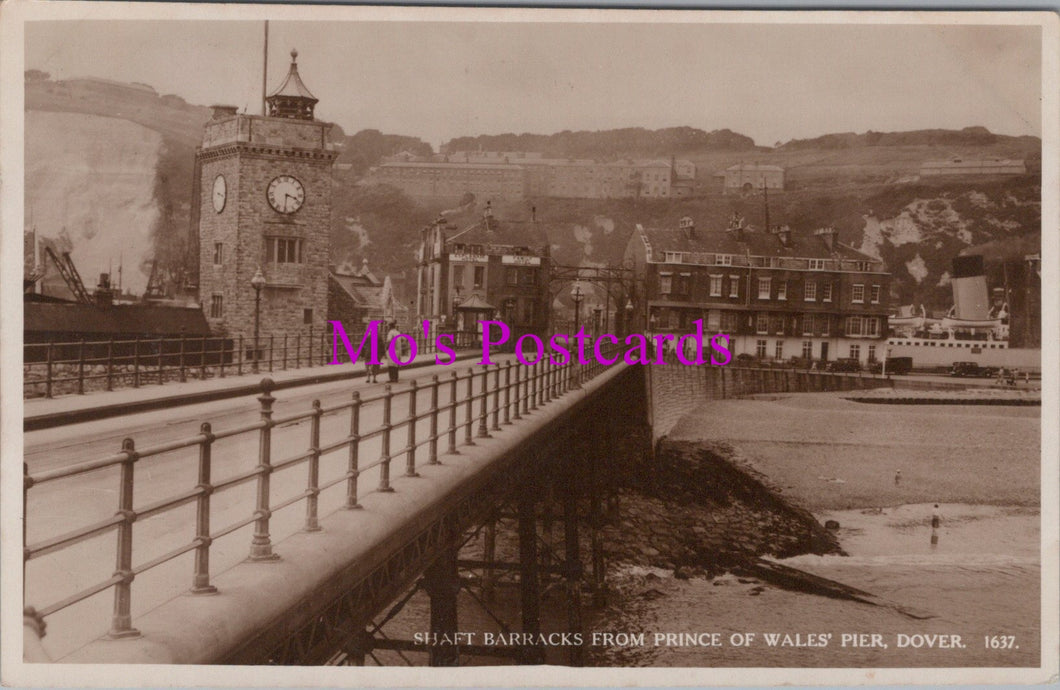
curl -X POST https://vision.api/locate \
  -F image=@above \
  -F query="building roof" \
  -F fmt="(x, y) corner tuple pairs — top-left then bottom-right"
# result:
(378, 161), (522, 171)
(920, 158), (1024, 169)
(24, 302), (210, 337)
(723, 163), (785, 172)
(637, 224), (878, 263)
(446, 216), (550, 251)
(456, 294), (496, 310)
(329, 274), (409, 313)
(268, 50), (318, 102)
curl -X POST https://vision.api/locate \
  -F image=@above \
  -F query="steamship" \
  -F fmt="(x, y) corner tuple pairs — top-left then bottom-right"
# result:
(887, 255), (1009, 352)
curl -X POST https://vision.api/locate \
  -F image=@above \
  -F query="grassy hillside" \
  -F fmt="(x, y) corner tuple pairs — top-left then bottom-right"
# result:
(25, 72), (1041, 313)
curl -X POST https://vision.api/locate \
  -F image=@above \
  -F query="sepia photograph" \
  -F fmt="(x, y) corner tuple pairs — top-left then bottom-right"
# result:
(1, 3), (1056, 687)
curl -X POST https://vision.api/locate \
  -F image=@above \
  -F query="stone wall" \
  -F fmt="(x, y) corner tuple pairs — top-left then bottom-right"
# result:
(648, 362), (893, 442)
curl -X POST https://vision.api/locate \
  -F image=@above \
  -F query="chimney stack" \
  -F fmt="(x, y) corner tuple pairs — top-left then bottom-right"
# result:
(210, 105), (239, 120)
(95, 273), (114, 307)
(727, 212), (745, 241)
(814, 226), (838, 252)
(772, 224), (792, 247)
(679, 216), (695, 239)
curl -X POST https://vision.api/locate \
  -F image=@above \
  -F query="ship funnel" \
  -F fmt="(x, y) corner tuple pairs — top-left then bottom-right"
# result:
(951, 255), (990, 321)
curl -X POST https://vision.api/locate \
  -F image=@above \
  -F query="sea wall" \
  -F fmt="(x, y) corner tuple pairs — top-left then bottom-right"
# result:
(648, 363), (892, 442)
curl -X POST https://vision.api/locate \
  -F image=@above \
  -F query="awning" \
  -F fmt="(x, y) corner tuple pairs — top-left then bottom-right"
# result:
(455, 294), (496, 311)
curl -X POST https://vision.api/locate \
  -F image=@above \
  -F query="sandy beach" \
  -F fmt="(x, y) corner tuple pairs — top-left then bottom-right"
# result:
(667, 392), (1040, 510)
(584, 391), (1042, 667)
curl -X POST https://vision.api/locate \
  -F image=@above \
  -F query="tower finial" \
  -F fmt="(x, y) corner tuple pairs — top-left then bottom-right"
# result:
(291, 48), (298, 63)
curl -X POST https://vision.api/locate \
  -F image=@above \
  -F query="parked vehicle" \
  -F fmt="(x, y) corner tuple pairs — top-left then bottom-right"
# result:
(826, 358), (862, 373)
(868, 356), (913, 375)
(950, 361), (998, 378)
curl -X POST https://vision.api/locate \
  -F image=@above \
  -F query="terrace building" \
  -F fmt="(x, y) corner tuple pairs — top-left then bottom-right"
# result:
(415, 205), (551, 341)
(624, 216), (890, 365)
(716, 163), (785, 195)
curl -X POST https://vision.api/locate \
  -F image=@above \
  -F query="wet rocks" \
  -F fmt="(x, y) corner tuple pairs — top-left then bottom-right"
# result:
(600, 438), (844, 578)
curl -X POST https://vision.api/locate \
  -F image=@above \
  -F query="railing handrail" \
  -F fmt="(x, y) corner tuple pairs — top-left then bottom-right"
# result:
(23, 328), (485, 400)
(23, 348), (619, 641)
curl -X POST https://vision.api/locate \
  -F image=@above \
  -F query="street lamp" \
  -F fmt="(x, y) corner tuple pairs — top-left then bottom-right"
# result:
(570, 284), (584, 333)
(625, 299), (634, 336)
(250, 268), (266, 373)
(592, 305), (603, 337)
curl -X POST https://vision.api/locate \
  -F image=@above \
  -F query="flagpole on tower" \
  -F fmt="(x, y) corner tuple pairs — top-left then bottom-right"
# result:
(262, 20), (269, 116)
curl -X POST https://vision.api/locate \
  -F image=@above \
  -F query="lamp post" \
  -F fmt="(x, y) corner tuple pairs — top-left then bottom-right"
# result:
(571, 284), (584, 333)
(625, 299), (634, 337)
(592, 305), (602, 337)
(882, 346), (892, 378)
(251, 268), (266, 373)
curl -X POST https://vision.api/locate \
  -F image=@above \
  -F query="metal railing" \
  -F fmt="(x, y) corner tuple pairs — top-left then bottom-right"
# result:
(23, 351), (616, 642)
(23, 330), (482, 399)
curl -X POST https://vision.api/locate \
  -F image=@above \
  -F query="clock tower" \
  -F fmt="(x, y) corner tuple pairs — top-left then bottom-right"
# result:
(197, 49), (337, 347)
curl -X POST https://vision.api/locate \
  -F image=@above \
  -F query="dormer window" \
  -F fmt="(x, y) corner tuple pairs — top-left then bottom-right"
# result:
(808, 259), (826, 271)
(715, 254), (733, 266)
(664, 251), (683, 264)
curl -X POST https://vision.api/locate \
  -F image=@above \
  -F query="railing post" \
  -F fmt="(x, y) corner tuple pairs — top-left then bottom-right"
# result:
(345, 391), (362, 509)
(447, 372), (460, 455)
(157, 337), (164, 385)
(106, 338), (114, 391)
(77, 339), (86, 395)
(491, 364), (502, 431)
(108, 438), (140, 638)
(269, 334), (275, 373)
(191, 423), (218, 594)
(249, 378), (280, 561)
(428, 375), (441, 465)
(305, 400), (323, 531)
(405, 380), (420, 477)
(44, 342), (53, 399)
(132, 338), (141, 388)
(219, 338), (226, 378)
(199, 336), (207, 380)
(378, 384), (395, 492)
(530, 360), (539, 411)
(179, 335), (187, 383)
(464, 368), (476, 446)
(296, 333), (302, 369)
(477, 365), (491, 438)
(521, 361), (530, 416)
(503, 361), (512, 425)
(308, 325), (314, 367)
(512, 360), (523, 421)
(283, 333), (289, 370)
(237, 334), (244, 377)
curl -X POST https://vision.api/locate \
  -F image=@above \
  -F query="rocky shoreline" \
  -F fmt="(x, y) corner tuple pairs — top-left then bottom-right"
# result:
(600, 438), (843, 578)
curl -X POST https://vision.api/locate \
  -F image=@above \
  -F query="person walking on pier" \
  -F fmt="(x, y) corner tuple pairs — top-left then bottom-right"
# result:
(385, 321), (402, 383)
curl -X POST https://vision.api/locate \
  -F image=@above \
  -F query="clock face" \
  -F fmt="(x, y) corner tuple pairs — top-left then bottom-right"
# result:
(212, 175), (227, 213)
(267, 175), (305, 214)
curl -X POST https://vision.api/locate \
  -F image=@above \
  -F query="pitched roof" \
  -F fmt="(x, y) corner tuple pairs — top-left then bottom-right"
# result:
(724, 163), (784, 172)
(456, 294), (496, 310)
(638, 225), (878, 262)
(329, 274), (408, 313)
(268, 50), (318, 102)
(446, 217), (550, 251)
